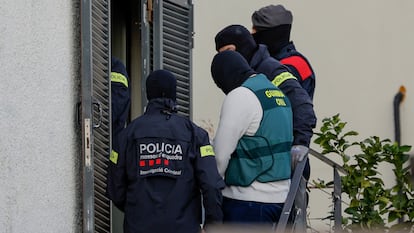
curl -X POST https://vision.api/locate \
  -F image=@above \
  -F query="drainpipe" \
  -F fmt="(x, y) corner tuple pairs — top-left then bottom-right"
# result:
(393, 85), (406, 224)
(393, 85), (406, 145)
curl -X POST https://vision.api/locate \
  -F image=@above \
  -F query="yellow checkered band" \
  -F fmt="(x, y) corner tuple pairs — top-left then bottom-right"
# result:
(200, 145), (215, 157)
(110, 150), (119, 164)
(271, 72), (297, 87)
(111, 72), (129, 88)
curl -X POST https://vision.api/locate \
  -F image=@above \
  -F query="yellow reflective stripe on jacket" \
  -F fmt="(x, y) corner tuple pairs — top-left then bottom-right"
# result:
(200, 145), (215, 157)
(271, 72), (297, 87)
(110, 150), (119, 164)
(111, 72), (128, 88)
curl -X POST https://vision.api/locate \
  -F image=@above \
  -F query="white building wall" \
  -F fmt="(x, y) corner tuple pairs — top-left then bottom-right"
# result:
(0, 1), (81, 233)
(192, 0), (414, 230)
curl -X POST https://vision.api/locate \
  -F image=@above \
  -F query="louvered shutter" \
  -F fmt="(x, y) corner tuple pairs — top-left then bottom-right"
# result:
(142, 0), (194, 117)
(80, 0), (111, 232)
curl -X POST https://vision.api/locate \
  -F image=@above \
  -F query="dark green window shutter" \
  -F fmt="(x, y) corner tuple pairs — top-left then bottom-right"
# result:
(142, 0), (194, 117)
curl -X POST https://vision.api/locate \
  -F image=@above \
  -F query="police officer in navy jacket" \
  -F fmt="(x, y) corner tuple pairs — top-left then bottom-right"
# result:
(106, 69), (224, 233)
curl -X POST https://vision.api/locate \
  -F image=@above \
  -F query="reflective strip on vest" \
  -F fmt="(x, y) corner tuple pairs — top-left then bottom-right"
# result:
(280, 56), (312, 81)
(111, 72), (129, 88)
(224, 74), (293, 186)
(271, 71), (297, 87)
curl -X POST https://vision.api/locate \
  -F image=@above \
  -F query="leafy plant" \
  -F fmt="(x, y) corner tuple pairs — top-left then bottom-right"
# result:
(313, 114), (414, 232)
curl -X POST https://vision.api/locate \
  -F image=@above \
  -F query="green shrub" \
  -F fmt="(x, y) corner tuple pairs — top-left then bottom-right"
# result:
(313, 114), (413, 232)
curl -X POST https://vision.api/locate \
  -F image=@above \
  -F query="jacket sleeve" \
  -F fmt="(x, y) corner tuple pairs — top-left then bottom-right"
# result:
(106, 129), (128, 211)
(193, 126), (225, 227)
(111, 80), (130, 132)
(111, 57), (131, 139)
(278, 78), (317, 147)
(284, 63), (315, 100)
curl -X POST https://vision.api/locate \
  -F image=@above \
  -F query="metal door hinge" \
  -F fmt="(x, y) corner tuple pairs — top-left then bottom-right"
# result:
(84, 118), (92, 167)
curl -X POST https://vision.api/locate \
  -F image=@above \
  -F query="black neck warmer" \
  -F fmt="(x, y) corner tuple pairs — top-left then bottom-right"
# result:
(253, 24), (291, 57)
(237, 40), (257, 64)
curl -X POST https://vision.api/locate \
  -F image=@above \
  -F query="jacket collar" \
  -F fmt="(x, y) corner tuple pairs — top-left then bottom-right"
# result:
(145, 98), (177, 115)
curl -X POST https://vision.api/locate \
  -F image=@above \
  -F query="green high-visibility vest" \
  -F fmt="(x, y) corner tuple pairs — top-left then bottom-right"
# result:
(225, 74), (293, 187)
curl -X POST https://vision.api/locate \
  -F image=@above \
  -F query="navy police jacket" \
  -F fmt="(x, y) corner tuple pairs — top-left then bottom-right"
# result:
(274, 42), (316, 100)
(250, 45), (316, 148)
(111, 56), (131, 150)
(106, 98), (224, 233)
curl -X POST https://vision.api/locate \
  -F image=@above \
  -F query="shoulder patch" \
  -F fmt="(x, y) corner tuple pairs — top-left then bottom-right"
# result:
(271, 71), (297, 87)
(280, 56), (312, 81)
(111, 72), (129, 88)
(200, 145), (215, 157)
(110, 150), (119, 164)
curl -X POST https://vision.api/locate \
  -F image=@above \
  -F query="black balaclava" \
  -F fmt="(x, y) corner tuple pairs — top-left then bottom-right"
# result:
(214, 24), (258, 63)
(211, 50), (256, 95)
(252, 24), (292, 57)
(146, 69), (177, 101)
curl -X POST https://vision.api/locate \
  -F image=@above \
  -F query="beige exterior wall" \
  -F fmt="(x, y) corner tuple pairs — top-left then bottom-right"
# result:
(1, 0), (413, 232)
(192, 0), (414, 229)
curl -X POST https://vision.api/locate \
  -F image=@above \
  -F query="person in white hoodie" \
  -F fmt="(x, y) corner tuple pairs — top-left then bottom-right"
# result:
(210, 50), (296, 227)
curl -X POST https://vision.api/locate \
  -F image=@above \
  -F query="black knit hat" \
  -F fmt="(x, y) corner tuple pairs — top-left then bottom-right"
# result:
(214, 24), (257, 62)
(146, 69), (177, 101)
(211, 50), (256, 95)
(252, 4), (293, 31)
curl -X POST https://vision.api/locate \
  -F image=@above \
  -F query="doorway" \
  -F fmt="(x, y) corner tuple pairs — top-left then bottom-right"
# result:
(108, 0), (194, 231)
(111, 0), (143, 120)
(111, 0), (143, 232)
